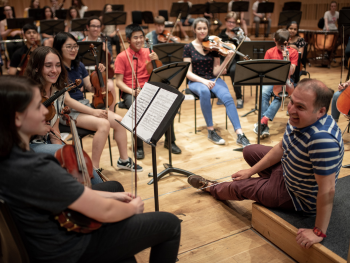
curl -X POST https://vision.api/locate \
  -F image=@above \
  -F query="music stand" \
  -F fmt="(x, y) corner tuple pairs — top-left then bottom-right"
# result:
(71, 18), (88, 32)
(39, 19), (64, 35)
(153, 43), (185, 65)
(112, 5), (124, 12)
(55, 9), (68, 20)
(278, 11), (302, 26)
(7, 18), (34, 30)
(147, 62), (194, 185)
(234, 60), (290, 144)
(257, 2), (274, 40)
(28, 8), (43, 21)
(77, 41), (103, 66)
(231, 1), (249, 13)
(83, 10), (102, 18)
(209, 2), (228, 14)
(102, 11), (127, 26)
(190, 4), (206, 15)
(170, 2), (189, 18)
(282, 2), (301, 11)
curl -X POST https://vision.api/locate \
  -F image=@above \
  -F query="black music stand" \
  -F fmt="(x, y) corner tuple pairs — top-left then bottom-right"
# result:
(153, 43), (185, 65)
(238, 41), (275, 117)
(28, 8), (43, 21)
(39, 19), (64, 35)
(71, 18), (88, 31)
(102, 11), (127, 26)
(170, 2), (189, 18)
(190, 4), (206, 15)
(147, 62), (194, 185)
(257, 2), (274, 39)
(7, 18), (34, 30)
(234, 60), (290, 144)
(77, 41), (103, 66)
(278, 11), (302, 26)
(209, 2), (228, 14)
(55, 9), (68, 20)
(339, 9), (350, 43)
(282, 1), (301, 11)
(84, 10), (102, 18)
(231, 1), (249, 12)
(111, 5), (124, 12)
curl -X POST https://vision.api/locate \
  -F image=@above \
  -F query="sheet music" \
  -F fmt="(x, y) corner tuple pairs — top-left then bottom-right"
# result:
(137, 89), (178, 142)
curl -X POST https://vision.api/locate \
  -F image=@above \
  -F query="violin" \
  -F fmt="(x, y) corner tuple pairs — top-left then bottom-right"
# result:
(336, 84), (350, 117)
(145, 38), (163, 74)
(202, 36), (250, 60)
(273, 46), (294, 98)
(54, 106), (102, 233)
(89, 43), (114, 109)
(16, 41), (40, 76)
(157, 30), (181, 43)
(42, 80), (81, 121)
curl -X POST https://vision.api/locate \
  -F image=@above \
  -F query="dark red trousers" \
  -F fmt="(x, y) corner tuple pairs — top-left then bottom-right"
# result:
(210, 144), (295, 210)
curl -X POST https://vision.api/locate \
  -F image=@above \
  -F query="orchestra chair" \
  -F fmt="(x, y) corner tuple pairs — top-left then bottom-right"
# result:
(158, 10), (175, 29)
(0, 199), (30, 263)
(132, 11), (149, 32)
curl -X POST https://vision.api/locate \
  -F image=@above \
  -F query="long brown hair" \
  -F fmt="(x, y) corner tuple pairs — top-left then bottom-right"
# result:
(26, 46), (68, 95)
(0, 76), (40, 157)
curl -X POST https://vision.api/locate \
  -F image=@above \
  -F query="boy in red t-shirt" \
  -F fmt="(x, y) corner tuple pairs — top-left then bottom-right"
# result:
(115, 24), (181, 159)
(254, 29), (299, 138)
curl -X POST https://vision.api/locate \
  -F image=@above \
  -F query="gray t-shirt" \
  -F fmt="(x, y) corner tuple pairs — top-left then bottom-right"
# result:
(0, 146), (90, 263)
(324, 10), (339, 31)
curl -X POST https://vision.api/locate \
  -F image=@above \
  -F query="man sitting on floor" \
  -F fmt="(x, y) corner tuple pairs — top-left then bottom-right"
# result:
(188, 78), (344, 249)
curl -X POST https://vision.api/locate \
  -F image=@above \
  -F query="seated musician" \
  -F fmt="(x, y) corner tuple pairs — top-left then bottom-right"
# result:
(24, 0), (40, 18)
(83, 16), (116, 111)
(145, 15), (166, 48)
(252, 0), (271, 38)
(72, 0), (88, 18)
(286, 21), (306, 58)
(183, 18), (250, 147)
(9, 23), (39, 75)
(218, 12), (246, 109)
(331, 79), (349, 122)
(178, 0), (194, 41)
(0, 5), (23, 62)
(100, 4), (121, 56)
(115, 24), (182, 159)
(0, 75), (181, 263)
(188, 79), (343, 249)
(64, 6), (85, 41)
(40, 6), (57, 47)
(227, 0), (248, 36)
(323, 1), (339, 31)
(254, 29), (298, 138)
(28, 45), (142, 179)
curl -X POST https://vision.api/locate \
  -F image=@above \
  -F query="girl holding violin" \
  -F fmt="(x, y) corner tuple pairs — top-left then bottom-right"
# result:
(53, 32), (142, 173)
(183, 17), (250, 147)
(0, 75), (181, 263)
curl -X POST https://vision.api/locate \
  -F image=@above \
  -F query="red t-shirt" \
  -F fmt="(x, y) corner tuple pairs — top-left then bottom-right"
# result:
(114, 47), (151, 89)
(264, 46), (298, 66)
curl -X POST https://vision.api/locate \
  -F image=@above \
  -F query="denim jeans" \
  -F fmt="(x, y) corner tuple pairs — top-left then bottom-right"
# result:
(189, 78), (242, 131)
(331, 90), (343, 121)
(261, 85), (281, 121)
(30, 143), (103, 185)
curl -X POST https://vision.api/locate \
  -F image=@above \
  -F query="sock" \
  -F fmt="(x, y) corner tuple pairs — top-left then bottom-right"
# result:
(119, 158), (129, 163)
(261, 116), (269, 125)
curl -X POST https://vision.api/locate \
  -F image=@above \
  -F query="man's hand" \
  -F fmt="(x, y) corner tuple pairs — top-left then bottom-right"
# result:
(296, 228), (323, 249)
(149, 52), (159, 61)
(132, 89), (140, 97)
(231, 169), (253, 181)
(93, 109), (108, 119)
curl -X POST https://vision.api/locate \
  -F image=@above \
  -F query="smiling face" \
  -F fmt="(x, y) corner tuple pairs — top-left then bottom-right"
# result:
(226, 18), (236, 31)
(128, 31), (145, 52)
(287, 23), (298, 37)
(194, 21), (208, 41)
(41, 52), (61, 86)
(87, 19), (101, 39)
(61, 37), (79, 61)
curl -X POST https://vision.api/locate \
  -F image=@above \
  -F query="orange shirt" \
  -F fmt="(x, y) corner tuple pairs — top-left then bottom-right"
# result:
(264, 46), (298, 66)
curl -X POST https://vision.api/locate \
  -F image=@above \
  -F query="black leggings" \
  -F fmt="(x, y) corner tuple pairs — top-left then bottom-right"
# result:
(77, 182), (181, 263)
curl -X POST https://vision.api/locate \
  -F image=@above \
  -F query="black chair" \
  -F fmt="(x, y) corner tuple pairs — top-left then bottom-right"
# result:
(0, 199), (30, 263)
(158, 10), (174, 28)
(300, 42), (311, 78)
(132, 11), (148, 32)
(142, 11), (154, 28)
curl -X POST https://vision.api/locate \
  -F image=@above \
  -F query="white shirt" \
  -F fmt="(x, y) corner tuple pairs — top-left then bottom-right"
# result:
(323, 10), (339, 31)
(78, 6), (88, 18)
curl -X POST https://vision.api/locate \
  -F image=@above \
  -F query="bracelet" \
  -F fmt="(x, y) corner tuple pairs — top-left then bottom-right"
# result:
(313, 227), (327, 238)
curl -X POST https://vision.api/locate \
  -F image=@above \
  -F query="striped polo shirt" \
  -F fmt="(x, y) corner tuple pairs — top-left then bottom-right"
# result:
(281, 114), (344, 214)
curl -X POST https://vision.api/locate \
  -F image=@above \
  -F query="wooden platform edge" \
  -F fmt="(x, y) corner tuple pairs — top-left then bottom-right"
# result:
(251, 203), (346, 263)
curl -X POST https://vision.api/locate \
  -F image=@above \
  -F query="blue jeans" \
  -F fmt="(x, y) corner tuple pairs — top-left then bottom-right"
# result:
(331, 90), (343, 121)
(189, 78), (242, 131)
(30, 143), (103, 185)
(261, 85), (281, 121)
(181, 18), (194, 25)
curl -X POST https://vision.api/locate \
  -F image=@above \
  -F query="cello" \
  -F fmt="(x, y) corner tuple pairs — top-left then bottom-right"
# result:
(145, 38), (163, 74)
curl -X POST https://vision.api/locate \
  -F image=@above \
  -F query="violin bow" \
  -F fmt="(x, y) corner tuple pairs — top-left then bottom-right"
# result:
(117, 29), (140, 197)
(214, 35), (246, 83)
(166, 13), (182, 44)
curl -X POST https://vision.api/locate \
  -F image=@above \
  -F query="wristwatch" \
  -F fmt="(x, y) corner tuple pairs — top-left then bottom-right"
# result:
(313, 227), (327, 238)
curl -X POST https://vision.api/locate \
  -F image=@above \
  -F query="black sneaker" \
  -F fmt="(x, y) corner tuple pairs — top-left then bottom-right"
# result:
(136, 148), (144, 160)
(262, 125), (270, 138)
(254, 123), (269, 139)
(164, 142), (182, 154)
(117, 158), (143, 172)
(208, 130), (225, 145)
(237, 133), (250, 147)
(236, 99), (243, 109)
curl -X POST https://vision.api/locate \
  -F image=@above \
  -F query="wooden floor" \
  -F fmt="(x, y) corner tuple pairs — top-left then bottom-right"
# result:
(81, 61), (349, 262)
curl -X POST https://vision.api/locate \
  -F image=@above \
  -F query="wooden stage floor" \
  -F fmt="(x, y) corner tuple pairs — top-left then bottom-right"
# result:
(83, 64), (349, 262)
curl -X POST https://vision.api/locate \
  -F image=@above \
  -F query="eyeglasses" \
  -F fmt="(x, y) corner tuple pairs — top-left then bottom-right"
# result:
(89, 25), (101, 29)
(65, 45), (79, 51)
(226, 21), (236, 24)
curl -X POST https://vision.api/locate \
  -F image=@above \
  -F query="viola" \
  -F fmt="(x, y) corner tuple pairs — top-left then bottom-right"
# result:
(336, 85), (350, 116)
(42, 80), (81, 121)
(202, 36), (250, 60)
(145, 38), (163, 74)
(273, 46), (294, 98)
(89, 43), (114, 109)
(54, 106), (102, 233)
(157, 30), (181, 43)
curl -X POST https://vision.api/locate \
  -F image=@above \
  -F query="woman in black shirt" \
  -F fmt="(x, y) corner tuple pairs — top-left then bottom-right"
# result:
(183, 17), (250, 147)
